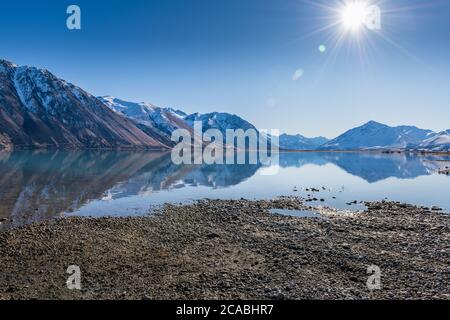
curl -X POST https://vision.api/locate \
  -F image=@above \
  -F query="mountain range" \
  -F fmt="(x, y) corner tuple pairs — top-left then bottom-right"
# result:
(418, 130), (450, 152)
(0, 59), (448, 152)
(319, 121), (449, 151)
(0, 60), (167, 150)
(98, 96), (193, 147)
(279, 134), (329, 150)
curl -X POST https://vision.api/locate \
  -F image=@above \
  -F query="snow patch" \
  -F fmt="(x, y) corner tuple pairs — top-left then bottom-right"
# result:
(13, 67), (36, 112)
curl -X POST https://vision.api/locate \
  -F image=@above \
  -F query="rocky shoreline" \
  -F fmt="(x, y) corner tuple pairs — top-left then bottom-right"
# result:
(0, 198), (449, 300)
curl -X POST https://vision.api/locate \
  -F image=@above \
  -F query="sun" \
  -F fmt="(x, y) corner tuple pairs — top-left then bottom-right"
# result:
(341, 1), (367, 31)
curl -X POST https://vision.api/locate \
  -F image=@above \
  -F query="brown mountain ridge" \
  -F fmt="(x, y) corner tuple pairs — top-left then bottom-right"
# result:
(0, 59), (171, 150)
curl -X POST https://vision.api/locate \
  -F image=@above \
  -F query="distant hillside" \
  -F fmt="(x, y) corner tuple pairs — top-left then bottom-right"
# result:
(319, 121), (436, 151)
(278, 134), (329, 150)
(418, 130), (450, 152)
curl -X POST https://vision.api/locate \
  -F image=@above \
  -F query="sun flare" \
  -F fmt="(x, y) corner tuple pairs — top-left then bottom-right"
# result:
(341, 1), (367, 31)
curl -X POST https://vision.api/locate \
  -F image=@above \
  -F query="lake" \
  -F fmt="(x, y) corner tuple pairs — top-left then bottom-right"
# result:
(0, 150), (449, 230)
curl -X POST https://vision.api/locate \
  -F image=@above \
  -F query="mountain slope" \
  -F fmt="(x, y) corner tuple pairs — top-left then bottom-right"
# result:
(184, 112), (275, 149)
(278, 133), (329, 150)
(0, 60), (169, 149)
(418, 130), (450, 151)
(320, 121), (434, 150)
(184, 112), (258, 134)
(2, 59), (448, 153)
(99, 96), (193, 147)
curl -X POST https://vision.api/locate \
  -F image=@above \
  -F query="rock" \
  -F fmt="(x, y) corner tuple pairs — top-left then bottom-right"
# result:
(0, 198), (448, 300)
(206, 232), (220, 239)
(268, 290), (286, 300)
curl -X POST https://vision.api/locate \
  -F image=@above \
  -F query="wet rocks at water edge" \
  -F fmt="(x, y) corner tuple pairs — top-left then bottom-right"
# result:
(0, 198), (449, 300)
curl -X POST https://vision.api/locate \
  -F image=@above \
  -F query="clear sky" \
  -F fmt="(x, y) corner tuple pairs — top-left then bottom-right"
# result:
(1, 0), (449, 137)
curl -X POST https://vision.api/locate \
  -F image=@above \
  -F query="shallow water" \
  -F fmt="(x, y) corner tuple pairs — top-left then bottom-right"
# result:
(269, 208), (325, 219)
(0, 150), (449, 230)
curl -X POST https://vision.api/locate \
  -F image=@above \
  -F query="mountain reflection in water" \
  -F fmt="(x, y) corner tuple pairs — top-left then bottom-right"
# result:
(0, 150), (449, 230)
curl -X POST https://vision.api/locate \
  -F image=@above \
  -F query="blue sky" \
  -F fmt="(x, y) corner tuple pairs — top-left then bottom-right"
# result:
(1, 0), (449, 137)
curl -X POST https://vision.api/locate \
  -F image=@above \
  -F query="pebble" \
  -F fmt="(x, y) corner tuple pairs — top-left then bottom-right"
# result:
(0, 198), (448, 300)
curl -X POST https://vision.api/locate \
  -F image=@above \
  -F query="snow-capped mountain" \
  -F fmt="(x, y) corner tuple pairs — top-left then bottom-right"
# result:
(184, 112), (258, 133)
(98, 98), (269, 148)
(184, 112), (274, 149)
(99, 96), (193, 147)
(278, 134), (329, 150)
(319, 121), (435, 150)
(1, 59), (448, 153)
(0, 59), (169, 149)
(100, 96), (187, 129)
(418, 130), (450, 152)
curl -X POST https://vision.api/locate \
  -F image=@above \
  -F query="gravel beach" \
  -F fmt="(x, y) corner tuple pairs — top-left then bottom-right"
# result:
(0, 198), (449, 300)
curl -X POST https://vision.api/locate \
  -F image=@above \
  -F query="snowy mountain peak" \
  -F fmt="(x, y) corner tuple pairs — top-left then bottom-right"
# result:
(419, 130), (450, 151)
(320, 121), (436, 150)
(1, 59), (449, 153)
(0, 59), (169, 149)
(99, 96), (157, 117)
(165, 108), (187, 118)
(3, 61), (96, 116)
(184, 112), (257, 133)
(362, 120), (386, 127)
(0, 59), (17, 71)
(98, 96), (194, 146)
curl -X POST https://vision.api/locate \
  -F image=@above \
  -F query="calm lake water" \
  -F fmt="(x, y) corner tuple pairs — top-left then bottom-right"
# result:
(0, 150), (449, 230)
